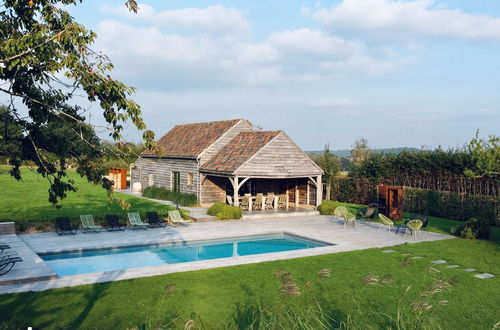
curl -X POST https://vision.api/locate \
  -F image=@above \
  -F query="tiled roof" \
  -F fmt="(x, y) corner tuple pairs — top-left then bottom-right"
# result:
(142, 119), (242, 158)
(200, 131), (281, 173)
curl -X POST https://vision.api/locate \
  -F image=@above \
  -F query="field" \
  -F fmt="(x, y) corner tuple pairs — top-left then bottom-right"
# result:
(0, 166), (175, 231)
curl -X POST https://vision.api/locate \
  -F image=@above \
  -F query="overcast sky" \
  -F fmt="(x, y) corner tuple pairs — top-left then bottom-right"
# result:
(67, 0), (499, 150)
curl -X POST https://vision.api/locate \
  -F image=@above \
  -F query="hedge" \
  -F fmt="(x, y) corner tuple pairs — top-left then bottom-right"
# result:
(207, 202), (242, 220)
(142, 186), (198, 207)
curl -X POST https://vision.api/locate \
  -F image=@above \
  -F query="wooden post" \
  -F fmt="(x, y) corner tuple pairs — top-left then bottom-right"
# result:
(325, 183), (331, 201)
(295, 179), (299, 208)
(306, 181), (310, 206)
(316, 175), (322, 206)
(231, 176), (239, 207)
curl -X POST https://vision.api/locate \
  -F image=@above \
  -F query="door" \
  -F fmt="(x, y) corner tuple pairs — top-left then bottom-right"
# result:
(173, 172), (180, 192)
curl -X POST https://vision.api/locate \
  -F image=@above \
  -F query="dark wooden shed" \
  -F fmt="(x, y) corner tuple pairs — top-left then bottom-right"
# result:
(378, 185), (404, 220)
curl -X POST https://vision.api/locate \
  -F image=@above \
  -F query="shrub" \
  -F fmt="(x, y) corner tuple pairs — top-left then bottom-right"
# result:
(207, 202), (226, 216)
(142, 186), (198, 206)
(317, 200), (340, 215)
(208, 202), (241, 220)
(216, 205), (242, 220)
(453, 217), (491, 240)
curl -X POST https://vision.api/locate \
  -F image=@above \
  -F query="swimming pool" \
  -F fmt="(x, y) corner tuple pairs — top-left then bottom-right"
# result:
(41, 233), (329, 276)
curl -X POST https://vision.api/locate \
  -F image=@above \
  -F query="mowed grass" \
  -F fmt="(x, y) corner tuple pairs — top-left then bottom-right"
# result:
(0, 238), (498, 329)
(0, 166), (174, 231)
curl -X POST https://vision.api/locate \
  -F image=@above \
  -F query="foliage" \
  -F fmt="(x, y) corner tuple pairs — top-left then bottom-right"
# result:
(0, 0), (156, 205)
(314, 144), (340, 184)
(142, 186), (198, 207)
(207, 202), (241, 220)
(317, 200), (339, 215)
(464, 131), (500, 178)
(453, 218), (491, 240)
(0, 167), (174, 232)
(351, 137), (371, 166)
(207, 202), (226, 216)
(101, 140), (145, 168)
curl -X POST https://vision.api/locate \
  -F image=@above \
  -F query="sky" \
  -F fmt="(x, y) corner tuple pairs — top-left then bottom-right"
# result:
(65, 0), (500, 150)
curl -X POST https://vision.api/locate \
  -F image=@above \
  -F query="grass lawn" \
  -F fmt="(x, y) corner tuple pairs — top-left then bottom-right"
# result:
(0, 166), (176, 231)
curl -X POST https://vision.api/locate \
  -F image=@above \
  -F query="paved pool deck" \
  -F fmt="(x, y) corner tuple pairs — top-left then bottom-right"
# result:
(0, 215), (453, 294)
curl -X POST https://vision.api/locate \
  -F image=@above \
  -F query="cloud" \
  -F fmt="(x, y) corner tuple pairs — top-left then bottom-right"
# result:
(307, 98), (355, 107)
(101, 4), (250, 34)
(305, 0), (500, 42)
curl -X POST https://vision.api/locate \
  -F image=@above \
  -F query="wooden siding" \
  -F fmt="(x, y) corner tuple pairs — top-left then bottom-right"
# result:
(131, 157), (200, 197)
(200, 175), (227, 204)
(199, 120), (252, 165)
(235, 132), (322, 177)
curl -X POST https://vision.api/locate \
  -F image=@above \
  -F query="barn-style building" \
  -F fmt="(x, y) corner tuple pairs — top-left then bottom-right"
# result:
(131, 119), (323, 208)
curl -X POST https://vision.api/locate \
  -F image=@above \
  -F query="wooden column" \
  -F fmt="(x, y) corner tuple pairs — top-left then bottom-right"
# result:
(295, 179), (299, 208)
(316, 175), (322, 206)
(230, 176), (239, 207)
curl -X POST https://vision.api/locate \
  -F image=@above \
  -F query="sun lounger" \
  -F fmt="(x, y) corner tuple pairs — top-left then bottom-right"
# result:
(104, 214), (126, 231)
(0, 255), (23, 276)
(146, 211), (167, 228)
(55, 217), (78, 235)
(127, 212), (149, 229)
(0, 243), (11, 253)
(80, 215), (102, 233)
(168, 210), (191, 225)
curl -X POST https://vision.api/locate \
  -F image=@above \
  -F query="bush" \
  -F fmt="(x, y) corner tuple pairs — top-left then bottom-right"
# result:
(452, 217), (491, 240)
(142, 186), (198, 206)
(208, 202), (241, 220)
(207, 202), (226, 216)
(317, 200), (340, 215)
(216, 206), (242, 220)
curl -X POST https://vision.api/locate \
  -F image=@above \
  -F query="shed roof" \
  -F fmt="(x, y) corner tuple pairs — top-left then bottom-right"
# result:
(200, 131), (281, 173)
(141, 119), (242, 158)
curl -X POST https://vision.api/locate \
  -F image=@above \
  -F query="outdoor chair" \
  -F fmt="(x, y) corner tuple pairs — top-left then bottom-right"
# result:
(265, 195), (275, 209)
(358, 207), (376, 220)
(0, 255), (23, 276)
(168, 210), (191, 226)
(80, 215), (102, 233)
(254, 194), (263, 210)
(240, 196), (250, 211)
(378, 214), (394, 232)
(333, 206), (348, 218)
(405, 220), (423, 238)
(55, 217), (77, 235)
(146, 211), (167, 228)
(104, 214), (126, 231)
(0, 243), (11, 253)
(277, 195), (287, 209)
(421, 216), (429, 228)
(127, 212), (149, 230)
(226, 195), (234, 206)
(343, 212), (357, 227)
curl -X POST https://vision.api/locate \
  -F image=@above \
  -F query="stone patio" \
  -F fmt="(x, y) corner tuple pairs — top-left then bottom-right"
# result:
(0, 215), (453, 294)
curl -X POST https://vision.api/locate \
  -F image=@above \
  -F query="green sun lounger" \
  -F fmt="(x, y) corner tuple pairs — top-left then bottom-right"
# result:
(80, 215), (102, 233)
(127, 212), (149, 229)
(168, 210), (191, 225)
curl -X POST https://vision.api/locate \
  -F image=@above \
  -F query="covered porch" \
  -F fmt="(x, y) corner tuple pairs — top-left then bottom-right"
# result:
(199, 174), (322, 210)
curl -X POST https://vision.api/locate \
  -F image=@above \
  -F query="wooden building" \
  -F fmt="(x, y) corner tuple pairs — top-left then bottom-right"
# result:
(131, 119), (323, 207)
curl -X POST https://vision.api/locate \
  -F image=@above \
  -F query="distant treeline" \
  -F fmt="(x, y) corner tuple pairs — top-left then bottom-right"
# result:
(307, 147), (419, 158)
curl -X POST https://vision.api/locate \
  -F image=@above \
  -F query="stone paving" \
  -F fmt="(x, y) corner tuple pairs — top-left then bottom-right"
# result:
(0, 215), (452, 294)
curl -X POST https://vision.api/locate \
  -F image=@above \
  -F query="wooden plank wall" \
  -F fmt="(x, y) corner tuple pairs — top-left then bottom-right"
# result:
(131, 157), (199, 197)
(200, 175), (227, 204)
(199, 120), (252, 165)
(236, 133), (322, 177)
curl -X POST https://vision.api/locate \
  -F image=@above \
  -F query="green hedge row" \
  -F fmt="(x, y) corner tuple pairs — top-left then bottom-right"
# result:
(404, 187), (498, 225)
(207, 202), (242, 220)
(142, 186), (198, 207)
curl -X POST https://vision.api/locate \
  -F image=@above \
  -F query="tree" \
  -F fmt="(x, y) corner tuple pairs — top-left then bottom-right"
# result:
(315, 144), (340, 183)
(0, 0), (154, 205)
(464, 130), (500, 178)
(351, 137), (371, 166)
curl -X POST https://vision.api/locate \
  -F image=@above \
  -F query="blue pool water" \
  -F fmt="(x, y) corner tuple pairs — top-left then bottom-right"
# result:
(41, 234), (328, 276)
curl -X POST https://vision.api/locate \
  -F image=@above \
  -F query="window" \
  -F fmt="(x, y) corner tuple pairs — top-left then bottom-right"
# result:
(172, 171), (180, 192)
(187, 173), (193, 186)
(148, 174), (154, 186)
